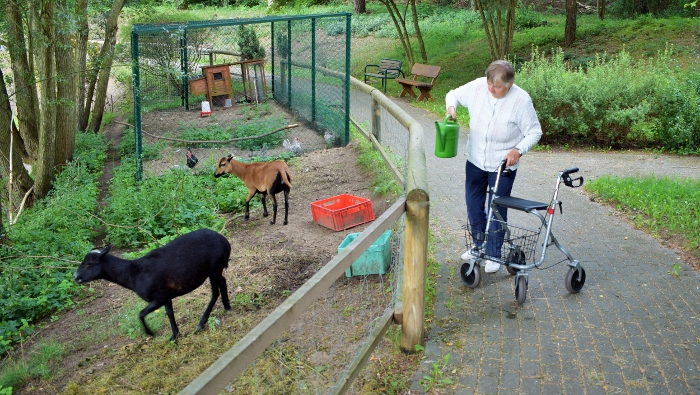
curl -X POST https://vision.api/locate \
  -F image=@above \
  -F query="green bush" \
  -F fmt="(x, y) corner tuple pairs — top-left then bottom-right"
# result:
(238, 24), (266, 60)
(116, 127), (164, 160)
(101, 159), (244, 247)
(178, 124), (233, 148)
(232, 118), (288, 151)
(0, 133), (106, 355)
(101, 155), (253, 248)
(517, 46), (700, 152)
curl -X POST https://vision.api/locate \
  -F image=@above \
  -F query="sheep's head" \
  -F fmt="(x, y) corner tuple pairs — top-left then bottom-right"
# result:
(74, 244), (112, 284)
(214, 155), (234, 178)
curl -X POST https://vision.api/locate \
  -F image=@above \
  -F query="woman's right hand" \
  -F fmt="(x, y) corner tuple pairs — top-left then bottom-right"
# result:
(446, 106), (457, 121)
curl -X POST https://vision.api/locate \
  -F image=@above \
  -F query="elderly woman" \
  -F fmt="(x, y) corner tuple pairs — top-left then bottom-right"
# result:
(445, 60), (542, 273)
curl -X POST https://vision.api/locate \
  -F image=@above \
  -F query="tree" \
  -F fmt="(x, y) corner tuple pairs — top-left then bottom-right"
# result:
(565, 0), (577, 46)
(0, 68), (34, 210)
(86, 0), (127, 134)
(377, 0), (427, 66)
(3, 0), (125, 201)
(55, 0), (79, 166)
(598, 0), (606, 19)
(6, 0), (40, 164)
(354, 0), (367, 14)
(238, 25), (266, 60)
(475, 0), (518, 61)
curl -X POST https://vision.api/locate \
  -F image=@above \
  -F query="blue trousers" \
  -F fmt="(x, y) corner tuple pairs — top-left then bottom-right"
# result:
(465, 160), (517, 258)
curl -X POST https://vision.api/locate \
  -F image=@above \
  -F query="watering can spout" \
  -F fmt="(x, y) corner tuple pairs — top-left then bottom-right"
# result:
(434, 116), (459, 158)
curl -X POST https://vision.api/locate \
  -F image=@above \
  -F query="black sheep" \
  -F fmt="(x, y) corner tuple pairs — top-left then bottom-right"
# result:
(74, 229), (231, 341)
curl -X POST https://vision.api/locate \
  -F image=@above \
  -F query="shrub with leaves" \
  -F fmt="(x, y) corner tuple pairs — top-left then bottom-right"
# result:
(517, 46), (700, 152)
(0, 132), (106, 355)
(116, 127), (164, 160)
(238, 25), (265, 60)
(178, 124), (233, 148)
(233, 117), (288, 151)
(101, 158), (247, 247)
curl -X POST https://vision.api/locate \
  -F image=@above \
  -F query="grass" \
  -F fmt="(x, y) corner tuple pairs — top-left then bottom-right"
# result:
(585, 175), (700, 261)
(352, 124), (403, 199)
(0, 341), (65, 391)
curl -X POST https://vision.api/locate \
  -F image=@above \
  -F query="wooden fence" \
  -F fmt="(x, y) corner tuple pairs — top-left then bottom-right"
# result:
(178, 77), (429, 395)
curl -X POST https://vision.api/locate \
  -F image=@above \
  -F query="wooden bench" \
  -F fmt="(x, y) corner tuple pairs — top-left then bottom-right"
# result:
(364, 59), (404, 93)
(395, 63), (441, 101)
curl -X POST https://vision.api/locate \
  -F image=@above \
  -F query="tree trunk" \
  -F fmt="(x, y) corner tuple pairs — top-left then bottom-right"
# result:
(378, 0), (414, 66)
(504, 0), (517, 55)
(475, 0), (517, 61)
(597, 0), (606, 19)
(353, 0), (366, 14)
(410, 0), (427, 63)
(0, 68), (34, 207)
(32, 0), (58, 200)
(80, 66), (97, 132)
(6, 0), (40, 162)
(565, 0), (577, 47)
(76, 0), (89, 132)
(378, 0), (428, 67)
(87, 0), (126, 133)
(54, 0), (78, 166)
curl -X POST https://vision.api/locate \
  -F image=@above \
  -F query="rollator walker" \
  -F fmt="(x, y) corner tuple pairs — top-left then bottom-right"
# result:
(460, 160), (587, 304)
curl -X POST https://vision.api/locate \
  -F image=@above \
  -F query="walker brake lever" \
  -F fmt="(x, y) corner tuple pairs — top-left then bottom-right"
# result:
(563, 174), (584, 188)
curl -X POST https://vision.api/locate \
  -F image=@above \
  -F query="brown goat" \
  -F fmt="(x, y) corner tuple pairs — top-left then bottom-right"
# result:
(214, 155), (292, 225)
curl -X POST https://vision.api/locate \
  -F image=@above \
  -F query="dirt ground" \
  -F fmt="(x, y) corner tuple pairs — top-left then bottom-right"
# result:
(8, 101), (400, 394)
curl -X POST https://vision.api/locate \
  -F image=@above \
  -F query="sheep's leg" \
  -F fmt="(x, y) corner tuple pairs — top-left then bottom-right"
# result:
(197, 276), (223, 331)
(163, 300), (180, 341)
(218, 274), (231, 310)
(139, 301), (165, 338)
(260, 192), (269, 218)
(270, 193), (278, 225)
(283, 188), (290, 225)
(244, 190), (257, 220)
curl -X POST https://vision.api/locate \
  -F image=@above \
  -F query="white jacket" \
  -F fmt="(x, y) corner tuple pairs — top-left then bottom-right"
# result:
(445, 77), (542, 171)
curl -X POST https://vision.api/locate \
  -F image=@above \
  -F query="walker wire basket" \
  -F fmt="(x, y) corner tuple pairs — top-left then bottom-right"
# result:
(462, 219), (542, 264)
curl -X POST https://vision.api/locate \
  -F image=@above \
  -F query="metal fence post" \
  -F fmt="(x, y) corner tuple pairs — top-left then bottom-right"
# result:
(131, 30), (142, 181)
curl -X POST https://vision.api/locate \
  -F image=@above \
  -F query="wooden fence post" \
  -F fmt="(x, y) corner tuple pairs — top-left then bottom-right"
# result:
(401, 188), (429, 352)
(371, 95), (381, 141)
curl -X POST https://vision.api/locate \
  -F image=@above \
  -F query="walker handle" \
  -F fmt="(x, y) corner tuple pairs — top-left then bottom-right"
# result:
(499, 160), (513, 175)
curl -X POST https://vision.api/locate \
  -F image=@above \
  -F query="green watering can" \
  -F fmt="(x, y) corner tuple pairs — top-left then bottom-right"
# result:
(434, 116), (460, 158)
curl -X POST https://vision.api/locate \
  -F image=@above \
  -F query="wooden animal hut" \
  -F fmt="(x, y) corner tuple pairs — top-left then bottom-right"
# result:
(189, 63), (234, 108)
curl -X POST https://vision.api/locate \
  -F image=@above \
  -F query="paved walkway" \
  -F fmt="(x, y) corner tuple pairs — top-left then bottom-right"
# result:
(386, 99), (700, 394)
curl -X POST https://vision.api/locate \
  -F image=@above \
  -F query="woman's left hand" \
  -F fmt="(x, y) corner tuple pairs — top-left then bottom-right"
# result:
(504, 148), (521, 167)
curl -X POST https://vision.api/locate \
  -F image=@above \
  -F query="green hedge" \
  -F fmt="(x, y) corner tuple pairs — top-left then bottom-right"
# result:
(517, 46), (700, 153)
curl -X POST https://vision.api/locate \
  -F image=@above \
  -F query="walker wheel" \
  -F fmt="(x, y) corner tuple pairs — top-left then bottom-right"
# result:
(460, 261), (481, 289)
(515, 276), (528, 304)
(565, 266), (586, 293)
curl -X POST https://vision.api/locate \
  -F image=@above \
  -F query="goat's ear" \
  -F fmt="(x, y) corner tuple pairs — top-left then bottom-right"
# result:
(226, 154), (233, 161)
(100, 244), (113, 257)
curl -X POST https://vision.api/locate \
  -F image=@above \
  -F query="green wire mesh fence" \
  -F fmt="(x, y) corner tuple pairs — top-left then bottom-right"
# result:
(130, 13), (351, 179)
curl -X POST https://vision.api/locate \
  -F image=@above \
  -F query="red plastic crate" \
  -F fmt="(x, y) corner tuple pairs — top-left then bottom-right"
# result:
(310, 194), (375, 231)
